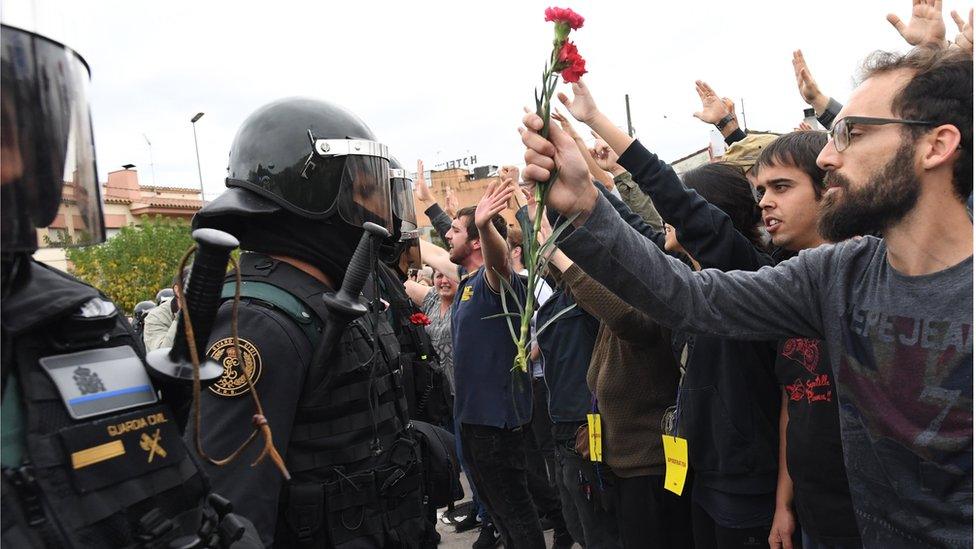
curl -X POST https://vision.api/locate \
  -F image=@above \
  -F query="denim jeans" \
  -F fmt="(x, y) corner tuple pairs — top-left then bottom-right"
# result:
(460, 423), (545, 549)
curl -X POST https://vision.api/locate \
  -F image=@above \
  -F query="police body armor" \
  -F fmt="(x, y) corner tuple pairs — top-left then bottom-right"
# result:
(373, 264), (451, 427)
(220, 254), (426, 547)
(1, 261), (214, 548)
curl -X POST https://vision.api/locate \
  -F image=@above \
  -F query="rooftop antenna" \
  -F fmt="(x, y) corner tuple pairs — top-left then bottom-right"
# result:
(142, 133), (157, 185)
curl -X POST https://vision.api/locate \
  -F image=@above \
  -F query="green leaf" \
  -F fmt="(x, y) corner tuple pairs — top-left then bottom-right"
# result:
(481, 312), (522, 320)
(493, 267), (522, 344)
(532, 303), (578, 342)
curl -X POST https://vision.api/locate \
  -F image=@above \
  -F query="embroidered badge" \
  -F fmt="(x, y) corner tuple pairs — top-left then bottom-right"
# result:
(460, 285), (474, 302)
(207, 338), (263, 398)
(139, 428), (167, 462)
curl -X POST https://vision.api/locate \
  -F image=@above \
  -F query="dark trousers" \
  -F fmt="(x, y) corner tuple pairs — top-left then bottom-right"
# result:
(460, 423), (546, 549)
(691, 501), (770, 548)
(528, 377), (556, 485)
(553, 436), (621, 548)
(613, 472), (694, 549)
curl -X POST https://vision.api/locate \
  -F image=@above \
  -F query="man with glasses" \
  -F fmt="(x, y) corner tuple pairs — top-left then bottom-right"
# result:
(520, 45), (972, 548)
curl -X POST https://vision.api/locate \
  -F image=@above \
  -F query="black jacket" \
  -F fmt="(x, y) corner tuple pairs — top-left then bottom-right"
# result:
(617, 141), (780, 506)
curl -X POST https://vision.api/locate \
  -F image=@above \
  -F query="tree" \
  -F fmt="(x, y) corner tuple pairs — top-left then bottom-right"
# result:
(67, 215), (195, 313)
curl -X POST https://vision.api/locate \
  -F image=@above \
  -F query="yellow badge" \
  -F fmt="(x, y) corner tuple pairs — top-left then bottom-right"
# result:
(207, 338), (263, 398)
(460, 285), (474, 302)
(662, 435), (689, 496)
(587, 413), (602, 462)
(139, 428), (167, 462)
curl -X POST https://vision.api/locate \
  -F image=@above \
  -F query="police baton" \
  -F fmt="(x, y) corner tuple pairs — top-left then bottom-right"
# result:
(147, 228), (239, 383)
(306, 222), (389, 392)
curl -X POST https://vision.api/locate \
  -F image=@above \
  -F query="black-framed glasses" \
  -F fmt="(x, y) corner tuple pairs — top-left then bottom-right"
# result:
(829, 116), (937, 152)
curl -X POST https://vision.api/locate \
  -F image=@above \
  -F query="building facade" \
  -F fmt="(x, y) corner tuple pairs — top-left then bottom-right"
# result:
(34, 168), (202, 271)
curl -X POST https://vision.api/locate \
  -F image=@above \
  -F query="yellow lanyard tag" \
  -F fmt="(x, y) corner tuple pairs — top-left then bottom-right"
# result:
(586, 413), (602, 462)
(662, 435), (689, 496)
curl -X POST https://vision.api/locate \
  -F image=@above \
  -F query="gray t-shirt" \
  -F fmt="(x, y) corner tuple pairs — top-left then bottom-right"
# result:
(422, 288), (454, 394)
(561, 194), (973, 548)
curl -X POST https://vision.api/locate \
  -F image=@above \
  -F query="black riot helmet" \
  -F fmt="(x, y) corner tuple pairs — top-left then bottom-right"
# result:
(133, 300), (156, 320)
(219, 97), (394, 233)
(382, 157), (421, 276)
(0, 24), (105, 253)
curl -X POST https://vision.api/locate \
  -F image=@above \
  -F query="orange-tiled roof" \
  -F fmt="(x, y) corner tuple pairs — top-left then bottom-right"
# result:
(139, 197), (203, 209)
(141, 185), (202, 194)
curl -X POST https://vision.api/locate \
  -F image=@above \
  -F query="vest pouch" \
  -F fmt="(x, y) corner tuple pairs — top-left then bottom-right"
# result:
(410, 420), (462, 508)
(282, 482), (325, 548)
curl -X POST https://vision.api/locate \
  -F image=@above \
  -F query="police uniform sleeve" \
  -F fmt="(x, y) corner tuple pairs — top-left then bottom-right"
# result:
(184, 298), (312, 546)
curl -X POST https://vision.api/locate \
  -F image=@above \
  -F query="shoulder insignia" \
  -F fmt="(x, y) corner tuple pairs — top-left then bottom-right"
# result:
(206, 338), (263, 398)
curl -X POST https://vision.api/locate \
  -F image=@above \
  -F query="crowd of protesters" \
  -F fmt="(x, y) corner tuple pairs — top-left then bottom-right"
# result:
(408, 2), (974, 548)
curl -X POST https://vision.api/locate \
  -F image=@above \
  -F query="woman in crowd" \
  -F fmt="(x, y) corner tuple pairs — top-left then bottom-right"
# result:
(407, 268), (458, 395)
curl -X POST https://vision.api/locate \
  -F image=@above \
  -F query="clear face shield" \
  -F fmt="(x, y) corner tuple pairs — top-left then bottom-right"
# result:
(390, 169), (421, 272)
(303, 137), (394, 233)
(1, 24), (104, 251)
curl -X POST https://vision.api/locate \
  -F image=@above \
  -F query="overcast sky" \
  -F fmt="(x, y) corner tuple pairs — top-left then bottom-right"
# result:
(5, 0), (966, 199)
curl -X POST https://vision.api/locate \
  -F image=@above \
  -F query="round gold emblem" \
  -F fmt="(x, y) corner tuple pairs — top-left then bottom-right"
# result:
(206, 338), (262, 398)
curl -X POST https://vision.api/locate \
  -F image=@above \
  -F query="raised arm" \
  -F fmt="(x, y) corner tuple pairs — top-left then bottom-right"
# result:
(552, 110), (614, 191)
(692, 80), (746, 145)
(521, 111), (827, 342)
(792, 50), (842, 129)
(475, 180), (515, 292)
(416, 159), (454, 240)
(405, 279), (432, 307)
(419, 238), (459, 283)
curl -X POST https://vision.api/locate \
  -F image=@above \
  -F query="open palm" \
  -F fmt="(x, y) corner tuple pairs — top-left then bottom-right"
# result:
(887, 0), (947, 46)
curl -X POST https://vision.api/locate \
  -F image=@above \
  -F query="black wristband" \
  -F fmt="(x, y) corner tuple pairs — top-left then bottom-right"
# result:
(715, 113), (735, 131)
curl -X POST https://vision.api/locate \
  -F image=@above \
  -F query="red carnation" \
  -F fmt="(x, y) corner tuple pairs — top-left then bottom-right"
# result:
(544, 7), (584, 30)
(410, 312), (432, 326)
(557, 41), (587, 83)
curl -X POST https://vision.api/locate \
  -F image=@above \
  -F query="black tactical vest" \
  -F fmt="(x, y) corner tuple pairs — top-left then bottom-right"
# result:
(1, 261), (211, 548)
(373, 264), (451, 426)
(221, 254), (426, 548)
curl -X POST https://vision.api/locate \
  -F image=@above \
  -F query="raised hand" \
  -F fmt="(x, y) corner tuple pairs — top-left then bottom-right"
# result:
(794, 121), (814, 131)
(951, 8), (974, 53)
(551, 110), (582, 140)
(692, 80), (732, 125)
(589, 134), (621, 173)
(887, 0), (947, 46)
(499, 165), (520, 184)
(444, 186), (459, 217)
(556, 78), (601, 125)
(415, 159), (435, 205)
(521, 111), (597, 221)
(791, 50), (829, 113)
(474, 179), (514, 230)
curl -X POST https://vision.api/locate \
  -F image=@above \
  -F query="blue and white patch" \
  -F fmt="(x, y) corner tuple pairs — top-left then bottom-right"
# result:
(39, 346), (157, 420)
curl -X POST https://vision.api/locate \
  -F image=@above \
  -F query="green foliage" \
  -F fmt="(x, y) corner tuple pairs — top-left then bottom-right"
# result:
(67, 215), (195, 312)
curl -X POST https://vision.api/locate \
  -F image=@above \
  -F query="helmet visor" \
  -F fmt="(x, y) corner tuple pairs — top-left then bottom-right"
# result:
(1, 25), (104, 251)
(390, 173), (417, 233)
(397, 236), (422, 274)
(336, 155), (393, 232)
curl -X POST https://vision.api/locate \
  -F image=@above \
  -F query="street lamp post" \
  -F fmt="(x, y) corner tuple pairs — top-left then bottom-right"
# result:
(190, 112), (205, 197)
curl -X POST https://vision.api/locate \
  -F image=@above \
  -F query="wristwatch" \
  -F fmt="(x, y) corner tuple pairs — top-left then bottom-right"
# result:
(715, 113), (735, 131)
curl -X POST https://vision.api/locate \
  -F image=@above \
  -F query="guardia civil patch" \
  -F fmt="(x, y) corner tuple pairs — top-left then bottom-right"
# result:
(206, 338), (262, 398)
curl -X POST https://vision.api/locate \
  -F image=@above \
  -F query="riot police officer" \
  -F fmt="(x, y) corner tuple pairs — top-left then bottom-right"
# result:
(0, 22), (258, 548)
(378, 159), (451, 427)
(191, 97), (429, 547)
